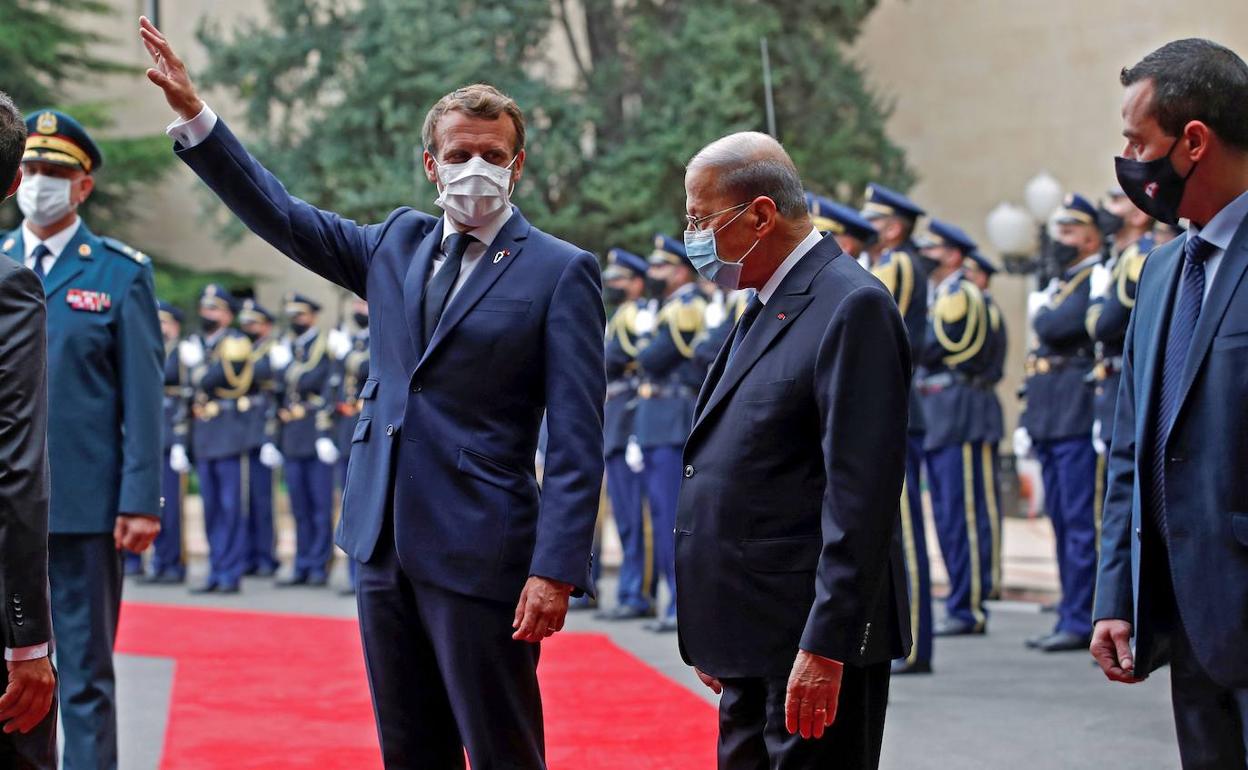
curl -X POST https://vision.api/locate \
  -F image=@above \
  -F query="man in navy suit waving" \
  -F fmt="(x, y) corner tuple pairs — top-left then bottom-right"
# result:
(141, 18), (605, 768)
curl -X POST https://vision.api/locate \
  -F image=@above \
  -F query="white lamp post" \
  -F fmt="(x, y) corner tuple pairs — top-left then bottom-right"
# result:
(1024, 172), (1065, 223)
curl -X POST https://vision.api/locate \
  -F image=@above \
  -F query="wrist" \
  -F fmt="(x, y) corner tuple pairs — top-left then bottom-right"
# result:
(182, 97), (205, 122)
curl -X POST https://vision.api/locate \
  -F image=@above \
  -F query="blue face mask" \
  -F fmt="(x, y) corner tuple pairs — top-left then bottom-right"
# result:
(684, 203), (760, 291)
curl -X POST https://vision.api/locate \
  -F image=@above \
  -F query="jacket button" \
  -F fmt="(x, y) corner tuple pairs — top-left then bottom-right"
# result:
(385, 424), (395, 436)
(1135, 527), (1141, 540)
(412, 383), (422, 393)
(684, 465), (695, 479)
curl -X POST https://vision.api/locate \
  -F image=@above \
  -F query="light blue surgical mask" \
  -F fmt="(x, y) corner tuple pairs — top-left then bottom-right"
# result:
(684, 202), (760, 291)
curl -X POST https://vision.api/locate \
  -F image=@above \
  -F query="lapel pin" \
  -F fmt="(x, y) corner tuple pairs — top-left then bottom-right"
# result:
(493, 249), (511, 265)
(777, 312), (787, 321)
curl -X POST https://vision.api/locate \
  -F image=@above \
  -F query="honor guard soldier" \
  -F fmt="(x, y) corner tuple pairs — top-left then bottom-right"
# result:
(332, 297), (370, 594)
(634, 234), (706, 632)
(276, 293), (340, 587)
(238, 299), (283, 578)
(145, 301), (192, 584)
(860, 184), (931, 594)
(915, 221), (997, 658)
(3, 109), (163, 770)
(1087, 188), (1155, 526)
(1017, 193), (1102, 652)
(184, 284), (252, 594)
(806, 191), (878, 267)
(597, 248), (657, 620)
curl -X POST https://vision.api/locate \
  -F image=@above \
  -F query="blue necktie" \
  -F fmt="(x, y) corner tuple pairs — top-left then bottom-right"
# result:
(726, 293), (764, 366)
(422, 232), (475, 348)
(1149, 235), (1217, 536)
(29, 244), (50, 284)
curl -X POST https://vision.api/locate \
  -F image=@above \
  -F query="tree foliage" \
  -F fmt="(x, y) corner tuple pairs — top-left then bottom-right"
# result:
(196, 0), (912, 257)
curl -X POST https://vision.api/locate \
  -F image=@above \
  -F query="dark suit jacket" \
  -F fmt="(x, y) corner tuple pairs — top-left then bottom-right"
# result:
(1094, 217), (1248, 688)
(0, 261), (53, 650)
(675, 236), (912, 679)
(176, 119), (606, 603)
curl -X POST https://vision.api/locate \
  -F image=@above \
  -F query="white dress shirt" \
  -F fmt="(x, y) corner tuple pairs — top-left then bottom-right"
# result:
(1187, 187), (1248, 302)
(22, 217), (82, 276)
(759, 227), (822, 304)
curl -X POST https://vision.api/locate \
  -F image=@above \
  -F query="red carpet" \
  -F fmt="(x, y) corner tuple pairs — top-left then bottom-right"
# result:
(116, 602), (717, 769)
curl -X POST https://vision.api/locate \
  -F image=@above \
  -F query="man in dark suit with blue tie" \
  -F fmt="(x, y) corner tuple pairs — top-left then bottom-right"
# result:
(142, 19), (604, 768)
(676, 132), (911, 770)
(1092, 38), (1248, 768)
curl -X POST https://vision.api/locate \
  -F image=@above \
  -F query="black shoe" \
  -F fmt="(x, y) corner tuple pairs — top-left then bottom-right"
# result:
(1040, 601), (1058, 613)
(934, 618), (985, 637)
(189, 582), (218, 594)
(146, 572), (185, 585)
(276, 573), (308, 588)
(306, 571), (329, 587)
(891, 659), (933, 675)
(644, 618), (679, 633)
(1035, 631), (1091, 653)
(217, 583), (241, 594)
(568, 595), (599, 612)
(253, 565), (278, 578)
(1024, 632), (1051, 649)
(594, 605), (656, 621)
(338, 585), (357, 597)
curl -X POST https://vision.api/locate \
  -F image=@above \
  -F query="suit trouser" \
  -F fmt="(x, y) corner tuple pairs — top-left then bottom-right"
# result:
(1165, 613), (1248, 768)
(150, 452), (186, 578)
(357, 519), (545, 769)
(717, 662), (891, 770)
(606, 452), (652, 611)
(245, 448), (280, 573)
(641, 445), (683, 619)
(49, 533), (122, 770)
(196, 455), (247, 587)
(898, 431), (933, 665)
(285, 456), (334, 575)
(926, 441), (995, 630)
(1033, 437), (1097, 636)
(0, 664), (57, 770)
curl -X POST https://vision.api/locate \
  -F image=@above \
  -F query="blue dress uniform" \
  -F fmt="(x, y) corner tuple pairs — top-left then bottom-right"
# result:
(601, 248), (655, 617)
(277, 294), (339, 585)
(148, 302), (191, 582)
(969, 252), (1008, 600)
(917, 222), (997, 647)
(3, 109), (163, 770)
(238, 300), (282, 577)
(188, 285), (253, 592)
(1085, 233), (1153, 544)
(635, 236), (707, 628)
(806, 192), (878, 262)
(332, 321), (370, 590)
(1020, 194), (1101, 645)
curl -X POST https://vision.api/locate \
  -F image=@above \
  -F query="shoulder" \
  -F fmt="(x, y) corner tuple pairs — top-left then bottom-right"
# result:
(99, 236), (153, 267)
(0, 259), (43, 304)
(525, 224), (596, 271)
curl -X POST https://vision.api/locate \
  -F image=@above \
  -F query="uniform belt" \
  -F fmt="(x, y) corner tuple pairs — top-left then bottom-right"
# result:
(916, 371), (993, 395)
(1025, 354), (1093, 377)
(1090, 356), (1125, 382)
(193, 397), (254, 420)
(606, 380), (638, 400)
(637, 382), (697, 400)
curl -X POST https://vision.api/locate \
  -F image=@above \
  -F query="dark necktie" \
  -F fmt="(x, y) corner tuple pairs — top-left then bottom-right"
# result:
(726, 293), (765, 366)
(29, 244), (51, 284)
(1149, 234), (1217, 537)
(423, 232), (475, 348)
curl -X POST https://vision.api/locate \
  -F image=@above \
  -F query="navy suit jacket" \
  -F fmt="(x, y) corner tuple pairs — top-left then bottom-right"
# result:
(675, 236), (912, 678)
(176, 120), (605, 602)
(1094, 218), (1248, 688)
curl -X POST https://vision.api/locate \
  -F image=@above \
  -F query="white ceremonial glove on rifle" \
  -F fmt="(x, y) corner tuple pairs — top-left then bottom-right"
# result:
(625, 437), (645, 474)
(1012, 427), (1033, 460)
(178, 339), (203, 369)
(328, 328), (352, 360)
(633, 308), (656, 336)
(169, 444), (191, 474)
(1092, 421), (1107, 457)
(315, 437), (340, 466)
(259, 442), (284, 468)
(1089, 264), (1112, 299)
(269, 342), (293, 370)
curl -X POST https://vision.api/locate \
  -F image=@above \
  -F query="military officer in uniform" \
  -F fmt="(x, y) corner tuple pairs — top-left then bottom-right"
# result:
(3, 109), (163, 770)
(597, 248), (656, 620)
(806, 191), (877, 268)
(238, 299), (283, 578)
(332, 296), (370, 594)
(145, 301), (192, 584)
(276, 293), (340, 587)
(635, 235), (706, 633)
(915, 221), (998, 657)
(1017, 194), (1102, 652)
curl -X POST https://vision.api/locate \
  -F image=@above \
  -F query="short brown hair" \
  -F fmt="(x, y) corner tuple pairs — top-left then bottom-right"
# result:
(0, 91), (25, 194)
(421, 84), (526, 158)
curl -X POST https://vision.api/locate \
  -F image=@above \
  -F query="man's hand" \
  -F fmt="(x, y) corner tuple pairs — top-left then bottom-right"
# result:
(140, 16), (204, 121)
(114, 515), (161, 554)
(0, 658), (55, 735)
(1091, 619), (1140, 684)
(695, 668), (723, 695)
(785, 649), (843, 740)
(511, 576), (573, 643)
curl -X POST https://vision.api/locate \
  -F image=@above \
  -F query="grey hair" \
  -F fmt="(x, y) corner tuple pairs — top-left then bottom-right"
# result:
(687, 132), (808, 218)
(0, 92), (25, 194)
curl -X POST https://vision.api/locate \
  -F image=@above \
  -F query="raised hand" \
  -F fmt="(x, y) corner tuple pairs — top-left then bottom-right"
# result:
(139, 16), (204, 120)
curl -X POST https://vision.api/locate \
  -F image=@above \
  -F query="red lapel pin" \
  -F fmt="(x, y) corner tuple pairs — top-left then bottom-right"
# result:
(777, 312), (787, 321)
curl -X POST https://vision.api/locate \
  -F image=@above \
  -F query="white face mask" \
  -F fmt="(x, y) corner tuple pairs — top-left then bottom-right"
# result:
(433, 155), (516, 228)
(17, 174), (75, 227)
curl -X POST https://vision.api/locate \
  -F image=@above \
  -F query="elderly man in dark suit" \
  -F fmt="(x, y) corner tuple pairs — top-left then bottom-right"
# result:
(1092, 38), (1248, 768)
(676, 132), (911, 770)
(0, 90), (58, 770)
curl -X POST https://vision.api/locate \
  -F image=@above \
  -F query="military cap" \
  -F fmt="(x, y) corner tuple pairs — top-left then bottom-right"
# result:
(283, 292), (322, 316)
(23, 109), (103, 173)
(604, 248), (649, 281)
(1055, 193), (1098, 226)
(157, 301), (184, 325)
(860, 183), (925, 222)
(238, 298), (275, 325)
(966, 250), (1000, 277)
(806, 192), (877, 242)
(649, 234), (691, 269)
(199, 283), (239, 313)
(926, 219), (978, 254)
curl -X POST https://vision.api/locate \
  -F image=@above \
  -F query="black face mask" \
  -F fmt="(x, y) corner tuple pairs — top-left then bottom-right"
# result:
(1114, 137), (1197, 227)
(1096, 207), (1125, 238)
(645, 277), (668, 299)
(1051, 242), (1081, 268)
(289, 322), (311, 336)
(242, 328), (261, 342)
(199, 316), (221, 335)
(602, 286), (627, 306)
(353, 312), (369, 329)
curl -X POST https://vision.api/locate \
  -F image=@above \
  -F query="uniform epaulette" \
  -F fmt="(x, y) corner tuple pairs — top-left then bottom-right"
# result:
(674, 296), (707, 334)
(0, 231), (18, 257)
(935, 288), (969, 323)
(100, 236), (151, 265)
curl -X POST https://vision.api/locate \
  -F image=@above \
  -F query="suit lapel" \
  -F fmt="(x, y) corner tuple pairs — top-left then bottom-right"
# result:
(402, 220), (444, 359)
(1135, 239), (1182, 439)
(416, 211), (531, 370)
(43, 224), (93, 297)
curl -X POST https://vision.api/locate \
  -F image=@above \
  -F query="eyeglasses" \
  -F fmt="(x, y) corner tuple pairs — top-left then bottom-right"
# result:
(685, 201), (751, 232)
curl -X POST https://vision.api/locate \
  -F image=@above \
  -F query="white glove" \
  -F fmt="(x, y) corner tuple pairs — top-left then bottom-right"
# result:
(315, 437), (341, 466)
(328, 328), (352, 360)
(1089, 264), (1112, 299)
(269, 342), (293, 370)
(1027, 291), (1049, 321)
(704, 300), (726, 330)
(169, 444), (191, 474)
(632, 308), (656, 336)
(625, 437), (645, 474)
(1092, 421), (1107, 457)
(259, 442), (284, 468)
(178, 339), (204, 369)
(1012, 427), (1033, 460)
